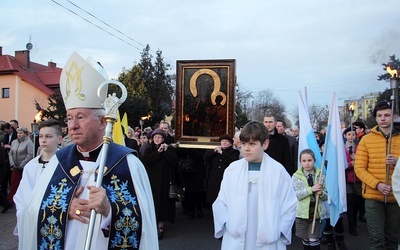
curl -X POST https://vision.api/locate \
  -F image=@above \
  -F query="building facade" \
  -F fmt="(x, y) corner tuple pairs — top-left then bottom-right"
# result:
(343, 92), (380, 121)
(0, 46), (61, 128)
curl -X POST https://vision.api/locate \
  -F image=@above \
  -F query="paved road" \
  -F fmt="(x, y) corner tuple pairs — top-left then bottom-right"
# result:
(1, 204), (370, 250)
(0, 206), (17, 250)
(159, 204), (371, 250)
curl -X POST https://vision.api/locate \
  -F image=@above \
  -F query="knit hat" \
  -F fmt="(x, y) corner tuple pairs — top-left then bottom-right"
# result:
(60, 52), (109, 110)
(373, 101), (391, 117)
(218, 134), (233, 144)
(151, 128), (166, 140)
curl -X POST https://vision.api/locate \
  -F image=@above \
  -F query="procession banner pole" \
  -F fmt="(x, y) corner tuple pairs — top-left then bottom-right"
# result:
(310, 170), (323, 234)
(311, 151), (327, 234)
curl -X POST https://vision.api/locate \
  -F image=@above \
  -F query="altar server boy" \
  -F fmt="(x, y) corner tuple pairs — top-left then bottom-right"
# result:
(213, 121), (298, 249)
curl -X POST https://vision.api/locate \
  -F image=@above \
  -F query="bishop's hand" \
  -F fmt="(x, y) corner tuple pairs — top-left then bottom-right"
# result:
(69, 186), (90, 224)
(87, 186), (110, 217)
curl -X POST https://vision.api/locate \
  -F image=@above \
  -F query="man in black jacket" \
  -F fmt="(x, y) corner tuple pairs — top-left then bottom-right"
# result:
(0, 123), (17, 199)
(276, 119), (298, 173)
(263, 115), (292, 175)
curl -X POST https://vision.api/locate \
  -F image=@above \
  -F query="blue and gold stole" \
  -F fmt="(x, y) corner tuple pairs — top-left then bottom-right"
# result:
(37, 143), (142, 250)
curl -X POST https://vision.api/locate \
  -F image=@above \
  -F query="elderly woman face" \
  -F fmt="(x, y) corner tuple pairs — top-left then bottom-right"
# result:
(126, 127), (135, 139)
(17, 130), (27, 139)
(127, 130), (133, 138)
(220, 139), (232, 149)
(152, 134), (165, 145)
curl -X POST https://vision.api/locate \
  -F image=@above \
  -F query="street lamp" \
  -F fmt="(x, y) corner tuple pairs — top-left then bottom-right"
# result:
(139, 119), (144, 135)
(387, 66), (399, 115)
(31, 121), (39, 157)
(384, 65), (399, 203)
(348, 102), (355, 118)
(140, 115), (151, 136)
(31, 110), (44, 157)
(348, 102), (355, 135)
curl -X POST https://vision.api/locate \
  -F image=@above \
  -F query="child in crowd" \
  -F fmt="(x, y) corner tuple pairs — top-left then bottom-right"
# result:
(292, 149), (327, 250)
(343, 126), (362, 237)
(213, 121), (297, 249)
(13, 119), (63, 235)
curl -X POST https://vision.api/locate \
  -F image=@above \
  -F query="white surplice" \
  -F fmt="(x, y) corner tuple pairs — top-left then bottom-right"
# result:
(213, 153), (298, 250)
(14, 155), (45, 236)
(16, 149), (158, 250)
(392, 158), (400, 206)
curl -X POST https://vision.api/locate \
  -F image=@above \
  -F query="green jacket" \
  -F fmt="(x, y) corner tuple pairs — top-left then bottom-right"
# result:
(292, 167), (327, 219)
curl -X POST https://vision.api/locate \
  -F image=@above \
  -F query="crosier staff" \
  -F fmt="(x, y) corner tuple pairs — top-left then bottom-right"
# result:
(84, 80), (127, 250)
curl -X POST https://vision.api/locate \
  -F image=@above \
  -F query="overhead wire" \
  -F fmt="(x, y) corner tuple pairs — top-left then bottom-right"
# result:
(50, 0), (174, 64)
(65, 0), (148, 49)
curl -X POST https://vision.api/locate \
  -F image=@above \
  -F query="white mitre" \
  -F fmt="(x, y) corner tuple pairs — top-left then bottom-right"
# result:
(60, 51), (109, 110)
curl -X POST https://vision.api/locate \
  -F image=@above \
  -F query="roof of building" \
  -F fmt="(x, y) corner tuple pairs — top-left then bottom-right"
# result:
(0, 52), (61, 96)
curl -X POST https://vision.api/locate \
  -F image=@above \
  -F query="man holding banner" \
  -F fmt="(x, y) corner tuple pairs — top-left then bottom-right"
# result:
(354, 101), (400, 250)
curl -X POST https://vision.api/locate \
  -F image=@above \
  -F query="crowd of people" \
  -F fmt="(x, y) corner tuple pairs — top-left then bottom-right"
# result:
(0, 51), (399, 250)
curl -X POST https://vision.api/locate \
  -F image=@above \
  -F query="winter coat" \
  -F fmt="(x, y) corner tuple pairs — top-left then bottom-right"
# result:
(292, 167), (327, 219)
(204, 145), (239, 204)
(141, 142), (179, 222)
(176, 148), (206, 193)
(9, 136), (34, 170)
(345, 144), (361, 183)
(354, 123), (400, 202)
(265, 129), (292, 175)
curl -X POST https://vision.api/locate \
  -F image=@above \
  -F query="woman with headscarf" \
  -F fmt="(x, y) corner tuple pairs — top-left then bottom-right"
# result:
(8, 127), (33, 204)
(141, 128), (179, 240)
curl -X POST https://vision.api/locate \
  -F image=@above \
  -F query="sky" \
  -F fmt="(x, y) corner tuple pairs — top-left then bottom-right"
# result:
(2, 0), (400, 121)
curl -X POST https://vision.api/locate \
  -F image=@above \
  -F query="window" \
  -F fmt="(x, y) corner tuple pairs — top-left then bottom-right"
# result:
(2, 88), (9, 98)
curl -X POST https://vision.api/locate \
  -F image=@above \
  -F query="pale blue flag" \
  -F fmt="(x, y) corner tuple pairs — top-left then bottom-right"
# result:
(298, 91), (322, 169)
(324, 93), (348, 226)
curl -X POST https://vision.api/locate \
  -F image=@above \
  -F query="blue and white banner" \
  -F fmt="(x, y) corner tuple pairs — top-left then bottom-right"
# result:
(298, 91), (322, 169)
(324, 93), (348, 226)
